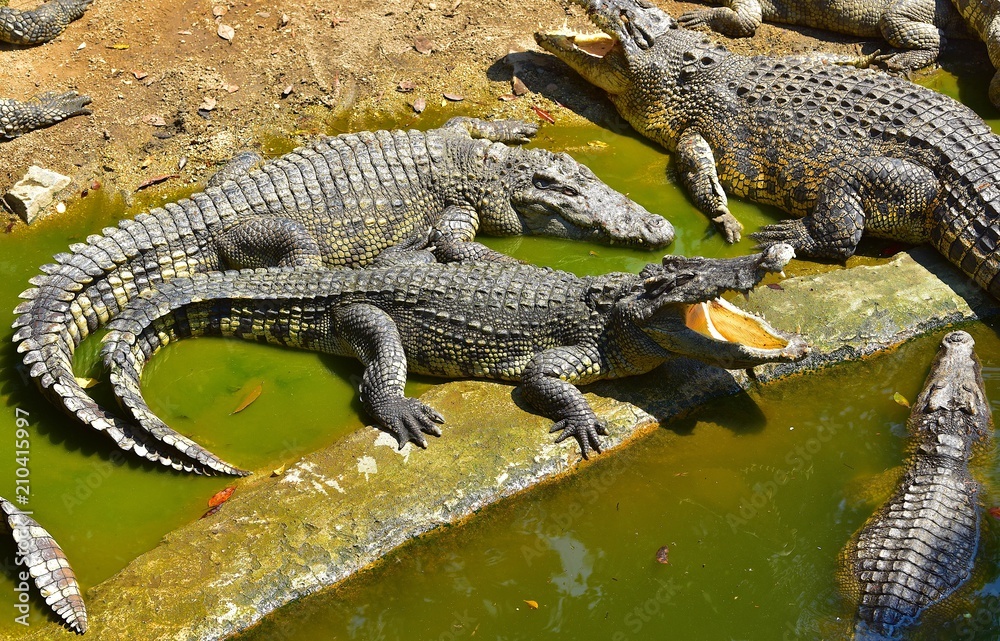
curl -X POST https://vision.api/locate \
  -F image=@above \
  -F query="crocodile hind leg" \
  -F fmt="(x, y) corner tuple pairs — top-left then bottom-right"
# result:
(751, 156), (937, 259)
(440, 116), (538, 144)
(675, 128), (743, 243)
(217, 216), (325, 269)
(520, 344), (608, 459)
(878, 0), (949, 71)
(332, 303), (445, 449)
(677, 0), (763, 38)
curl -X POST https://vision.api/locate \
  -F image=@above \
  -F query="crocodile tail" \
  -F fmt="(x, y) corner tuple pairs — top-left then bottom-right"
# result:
(1, 496), (88, 634)
(12, 198), (231, 474)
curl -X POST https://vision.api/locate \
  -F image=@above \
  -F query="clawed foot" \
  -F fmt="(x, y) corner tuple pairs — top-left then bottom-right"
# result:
(677, 9), (713, 30)
(550, 417), (608, 460)
(41, 91), (93, 117)
(502, 120), (540, 144)
(712, 210), (743, 244)
(750, 219), (816, 255)
(375, 397), (445, 449)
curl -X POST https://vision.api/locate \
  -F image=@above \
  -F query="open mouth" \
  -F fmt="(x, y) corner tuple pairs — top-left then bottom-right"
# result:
(543, 29), (617, 57)
(684, 297), (791, 350)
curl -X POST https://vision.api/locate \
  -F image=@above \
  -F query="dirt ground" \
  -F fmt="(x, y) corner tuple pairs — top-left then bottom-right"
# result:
(0, 0), (973, 225)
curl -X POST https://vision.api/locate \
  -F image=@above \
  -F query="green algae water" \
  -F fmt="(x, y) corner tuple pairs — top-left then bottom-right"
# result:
(0, 64), (998, 640)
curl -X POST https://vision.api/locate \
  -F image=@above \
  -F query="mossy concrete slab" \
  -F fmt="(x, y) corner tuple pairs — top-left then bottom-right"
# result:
(25, 249), (999, 640)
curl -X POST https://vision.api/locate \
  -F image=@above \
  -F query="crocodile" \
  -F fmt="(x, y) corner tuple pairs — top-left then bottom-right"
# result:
(949, 0), (1000, 108)
(0, 0), (93, 46)
(13, 117), (676, 476)
(677, 0), (968, 71)
(2, 496), (87, 634)
(535, 0), (1000, 300)
(838, 330), (993, 639)
(98, 241), (808, 467)
(1, 91), (91, 139)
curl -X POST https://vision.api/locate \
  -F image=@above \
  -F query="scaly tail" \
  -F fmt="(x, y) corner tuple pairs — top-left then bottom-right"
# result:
(12, 195), (242, 475)
(1, 497), (87, 634)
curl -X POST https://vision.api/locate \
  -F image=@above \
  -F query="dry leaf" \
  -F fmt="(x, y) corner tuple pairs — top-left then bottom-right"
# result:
(655, 545), (670, 564)
(212, 5), (227, 17)
(411, 97), (426, 113)
(511, 76), (528, 96)
(142, 114), (166, 126)
(397, 80), (416, 93)
(232, 382), (263, 414)
(892, 392), (911, 408)
(132, 69), (148, 80)
(107, 43), (130, 50)
(178, 29), (192, 35)
(218, 24), (235, 41)
(531, 105), (555, 124)
(443, 92), (464, 102)
(414, 36), (434, 54)
(280, 13), (289, 26)
(223, 83), (240, 93)
(200, 504), (222, 519)
(523, 600), (538, 610)
(497, 94), (517, 101)
(766, 283), (784, 290)
(76, 42), (86, 50)
(200, 96), (218, 111)
(989, 507), (1000, 519)
(208, 486), (236, 508)
(271, 464), (286, 477)
(136, 174), (179, 191)
(74, 377), (99, 389)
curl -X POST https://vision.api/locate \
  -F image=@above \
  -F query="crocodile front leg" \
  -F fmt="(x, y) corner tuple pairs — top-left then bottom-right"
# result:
(678, 0), (763, 37)
(520, 344), (608, 459)
(752, 156), (938, 259)
(441, 116), (538, 144)
(333, 303), (445, 449)
(676, 129), (743, 243)
(437, 204), (522, 263)
(217, 216), (325, 269)
(0, 91), (91, 139)
(879, 0), (947, 70)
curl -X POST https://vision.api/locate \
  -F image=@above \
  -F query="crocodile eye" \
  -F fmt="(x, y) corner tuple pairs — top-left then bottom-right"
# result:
(533, 176), (554, 190)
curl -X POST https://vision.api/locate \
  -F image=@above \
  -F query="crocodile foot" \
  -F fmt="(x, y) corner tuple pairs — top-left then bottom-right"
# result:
(751, 218), (854, 260)
(375, 397), (445, 449)
(711, 210), (743, 244)
(550, 417), (608, 460)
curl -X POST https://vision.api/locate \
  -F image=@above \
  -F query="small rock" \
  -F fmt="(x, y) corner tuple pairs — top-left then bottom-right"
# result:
(512, 76), (528, 96)
(4, 166), (72, 225)
(411, 97), (426, 113)
(281, 85), (293, 98)
(212, 5), (227, 17)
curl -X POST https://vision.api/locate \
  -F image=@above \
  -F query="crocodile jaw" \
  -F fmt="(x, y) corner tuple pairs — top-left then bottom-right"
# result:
(534, 30), (631, 94)
(684, 297), (790, 351)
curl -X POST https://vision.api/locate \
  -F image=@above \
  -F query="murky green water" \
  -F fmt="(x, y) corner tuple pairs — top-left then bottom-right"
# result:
(0, 63), (998, 640)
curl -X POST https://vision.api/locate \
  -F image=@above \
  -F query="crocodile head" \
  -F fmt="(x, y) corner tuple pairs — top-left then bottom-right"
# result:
(909, 331), (992, 447)
(621, 244), (809, 369)
(534, 0), (723, 137)
(493, 147), (674, 248)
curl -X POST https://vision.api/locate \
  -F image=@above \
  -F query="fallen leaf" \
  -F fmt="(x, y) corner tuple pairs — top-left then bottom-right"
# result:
(523, 600), (538, 610)
(414, 36), (434, 54)
(589, 250), (598, 256)
(212, 5), (227, 17)
(587, 140), (608, 149)
(200, 96), (218, 111)
(107, 43), (130, 50)
(411, 97), (426, 113)
(131, 69), (148, 80)
(655, 545), (670, 564)
(200, 504), (223, 519)
(218, 23), (235, 41)
(531, 105), (555, 124)
(223, 83), (240, 93)
(136, 174), (179, 191)
(178, 156), (188, 170)
(765, 283), (784, 290)
(90, 180), (101, 190)
(892, 392), (911, 408)
(232, 382), (263, 414)
(208, 486), (236, 508)
(443, 92), (464, 101)
(142, 114), (166, 126)
(177, 29), (192, 35)
(497, 93), (517, 101)
(989, 507), (1000, 519)
(271, 464), (286, 477)
(76, 42), (86, 50)
(330, 15), (347, 27)
(397, 80), (416, 93)
(74, 377), (99, 389)
(511, 76), (528, 96)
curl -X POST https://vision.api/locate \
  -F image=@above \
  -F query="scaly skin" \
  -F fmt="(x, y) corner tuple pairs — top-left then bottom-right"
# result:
(0, 0), (93, 46)
(678, 0), (967, 71)
(13, 117), (675, 476)
(1, 496), (87, 634)
(99, 243), (808, 465)
(535, 0), (1000, 300)
(839, 331), (993, 639)
(0, 91), (91, 139)
(949, 0), (1000, 107)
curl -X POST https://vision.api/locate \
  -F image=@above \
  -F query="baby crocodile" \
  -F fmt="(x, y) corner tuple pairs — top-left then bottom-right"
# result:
(535, 0), (1000, 299)
(13, 117), (675, 475)
(0, 91), (91, 139)
(678, 0), (967, 71)
(1, 0), (93, 46)
(99, 243), (808, 469)
(839, 331), (993, 639)
(1, 496), (87, 634)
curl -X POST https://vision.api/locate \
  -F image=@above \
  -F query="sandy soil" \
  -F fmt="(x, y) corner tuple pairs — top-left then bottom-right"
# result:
(0, 0), (972, 227)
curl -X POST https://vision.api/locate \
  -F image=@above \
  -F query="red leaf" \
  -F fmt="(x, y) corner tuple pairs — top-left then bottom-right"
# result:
(766, 283), (784, 291)
(135, 174), (179, 191)
(531, 105), (555, 124)
(208, 486), (236, 508)
(443, 92), (464, 102)
(989, 507), (1000, 520)
(497, 94), (517, 102)
(200, 504), (223, 519)
(655, 545), (670, 564)
(414, 36), (433, 54)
